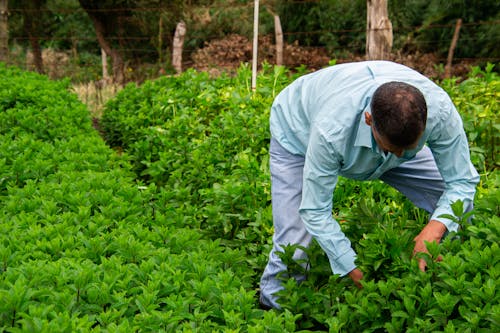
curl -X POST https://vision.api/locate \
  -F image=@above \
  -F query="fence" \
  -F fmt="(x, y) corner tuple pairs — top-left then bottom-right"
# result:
(3, 2), (500, 85)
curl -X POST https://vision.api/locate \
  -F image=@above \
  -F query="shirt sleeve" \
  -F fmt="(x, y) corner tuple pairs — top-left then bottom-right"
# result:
(427, 97), (480, 232)
(299, 126), (357, 276)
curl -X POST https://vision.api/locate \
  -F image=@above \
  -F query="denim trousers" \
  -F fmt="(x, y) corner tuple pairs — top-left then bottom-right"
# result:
(259, 138), (447, 309)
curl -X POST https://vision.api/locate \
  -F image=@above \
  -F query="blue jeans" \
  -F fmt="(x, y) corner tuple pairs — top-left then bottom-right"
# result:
(259, 138), (446, 309)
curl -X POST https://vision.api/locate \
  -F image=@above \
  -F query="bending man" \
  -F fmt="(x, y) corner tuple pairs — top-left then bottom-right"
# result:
(259, 61), (479, 309)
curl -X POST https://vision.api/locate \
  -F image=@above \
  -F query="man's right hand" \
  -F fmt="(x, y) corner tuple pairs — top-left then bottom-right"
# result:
(348, 268), (363, 288)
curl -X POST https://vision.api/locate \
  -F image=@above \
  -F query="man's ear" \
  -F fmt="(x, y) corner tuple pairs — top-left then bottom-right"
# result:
(365, 112), (373, 126)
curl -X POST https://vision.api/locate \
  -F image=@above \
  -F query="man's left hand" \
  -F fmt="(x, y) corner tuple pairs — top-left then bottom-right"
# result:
(413, 220), (447, 271)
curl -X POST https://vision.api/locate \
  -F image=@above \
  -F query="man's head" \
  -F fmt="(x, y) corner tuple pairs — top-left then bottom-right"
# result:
(365, 81), (427, 157)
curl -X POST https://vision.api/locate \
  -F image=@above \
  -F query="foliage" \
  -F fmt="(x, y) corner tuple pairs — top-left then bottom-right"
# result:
(276, 0), (366, 56)
(9, 0), (97, 53)
(1, 63), (499, 331)
(6, 0), (499, 78)
(389, 0), (500, 59)
(440, 63), (500, 171)
(185, 0), (267, 51)
(0, 63), (299, 331)
(100, 64), (302, 249)
(274, 0), (499, 60)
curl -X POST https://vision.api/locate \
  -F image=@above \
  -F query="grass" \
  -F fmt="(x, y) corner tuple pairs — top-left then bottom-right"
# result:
(72, 81), (122, 119)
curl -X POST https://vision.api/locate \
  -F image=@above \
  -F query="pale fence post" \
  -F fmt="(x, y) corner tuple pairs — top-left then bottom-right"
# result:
(252, 0), (260, 91)
(101, 48), (110, 83)
(444, 19), (462, 79)
(366, 0), (393, 60)
(274, 13), (283, 66)
(172, 21), (186, 75)
(266, 7), (283, 67)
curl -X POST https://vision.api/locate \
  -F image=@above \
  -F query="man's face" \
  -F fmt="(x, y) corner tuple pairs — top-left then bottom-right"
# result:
(365, 112), (420, 158)
(371, 126), (411, 157)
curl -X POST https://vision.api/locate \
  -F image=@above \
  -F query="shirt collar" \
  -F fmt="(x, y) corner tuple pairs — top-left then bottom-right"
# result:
(354, 107), (387, 156)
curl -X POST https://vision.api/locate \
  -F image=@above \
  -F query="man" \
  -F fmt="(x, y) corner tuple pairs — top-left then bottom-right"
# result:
(259, 61), (479, 309)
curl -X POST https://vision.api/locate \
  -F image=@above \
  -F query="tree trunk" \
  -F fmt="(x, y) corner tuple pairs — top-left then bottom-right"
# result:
(172, 21), (186, 74)
(101, 48), (109, 83)
(23, 0), (44, 73)
(366, 0), (392, 60)
(79, 1), (125, 84)
(28, 34), (43, 73)
(90, 15), (124, 84)
(0, 0), (8, 62)
(158, 16), (163, 66)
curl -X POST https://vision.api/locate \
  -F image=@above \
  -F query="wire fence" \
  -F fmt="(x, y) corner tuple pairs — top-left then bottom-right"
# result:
(4, 3), (498, 115)
(8, 21), (500, 58)
(4, 4), (500, 84)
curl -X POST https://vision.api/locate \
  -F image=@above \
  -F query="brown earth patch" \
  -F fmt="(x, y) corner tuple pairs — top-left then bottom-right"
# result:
(191, 34), (476, 80)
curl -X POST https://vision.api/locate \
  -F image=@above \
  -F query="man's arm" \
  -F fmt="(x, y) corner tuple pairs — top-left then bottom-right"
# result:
(415, 96), (479, 271)
(299, 129), (359, 279)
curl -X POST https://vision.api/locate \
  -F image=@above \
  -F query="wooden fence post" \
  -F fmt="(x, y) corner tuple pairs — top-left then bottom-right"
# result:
(172, 21), (186, 75)
(266, 7), (283, 67)
(274, 13), (283, 66)
(444, 19), (462, 79)
(252, 0), (260, 91)
(366, 0), (393, 60)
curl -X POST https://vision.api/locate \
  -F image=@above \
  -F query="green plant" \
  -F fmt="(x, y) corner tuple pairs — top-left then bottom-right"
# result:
(441, 63), (499, 171)
(1, 62), (498, 331)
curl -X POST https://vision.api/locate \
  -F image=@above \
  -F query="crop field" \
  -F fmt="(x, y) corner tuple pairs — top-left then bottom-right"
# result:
(0, 63), (498, 332)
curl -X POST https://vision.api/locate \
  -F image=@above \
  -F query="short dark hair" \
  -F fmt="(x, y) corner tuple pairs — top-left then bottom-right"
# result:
(371, 81), (427, 147)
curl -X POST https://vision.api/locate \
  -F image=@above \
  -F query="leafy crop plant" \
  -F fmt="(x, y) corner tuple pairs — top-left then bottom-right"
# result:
(0, 63), (498, 331)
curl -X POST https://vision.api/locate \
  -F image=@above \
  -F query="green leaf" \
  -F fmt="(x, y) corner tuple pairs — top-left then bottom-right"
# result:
(392, 310), (410, 319)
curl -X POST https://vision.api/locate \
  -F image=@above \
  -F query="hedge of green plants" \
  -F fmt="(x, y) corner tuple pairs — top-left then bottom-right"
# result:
(1, 63), (498, 331)
(0, 64), (277, 331)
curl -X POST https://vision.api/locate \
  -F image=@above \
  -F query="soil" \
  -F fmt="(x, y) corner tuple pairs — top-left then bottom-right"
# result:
(190, 34), (477, 80)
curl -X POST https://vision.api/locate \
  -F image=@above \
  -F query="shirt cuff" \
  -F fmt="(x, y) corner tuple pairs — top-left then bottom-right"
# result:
(328, 248), (357, 277)
(431, 207), (460, 233)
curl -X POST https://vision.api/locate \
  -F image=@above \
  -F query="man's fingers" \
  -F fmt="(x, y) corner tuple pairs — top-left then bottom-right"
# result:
(348, 268), (364, 288)
(418, 258), (427, 272)
(413, 237), (427, 253)
(416, 252), (443, 272)
(351, 278), (363, 289)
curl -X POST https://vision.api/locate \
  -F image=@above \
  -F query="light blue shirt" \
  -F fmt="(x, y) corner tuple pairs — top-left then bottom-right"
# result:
(270, 61), (479, 276)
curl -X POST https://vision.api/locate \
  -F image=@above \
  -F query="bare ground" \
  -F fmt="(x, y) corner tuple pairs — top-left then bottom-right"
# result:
(190, 34), (477, 80)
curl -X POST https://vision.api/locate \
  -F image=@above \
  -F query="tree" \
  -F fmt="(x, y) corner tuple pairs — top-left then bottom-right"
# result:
(0, 0), (8, 62)
(78, 0), (128, 83)
(21, 0), (46, 73)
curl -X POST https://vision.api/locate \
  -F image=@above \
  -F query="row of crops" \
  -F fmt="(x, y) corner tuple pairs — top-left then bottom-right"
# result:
(0, 63), (498, 331)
